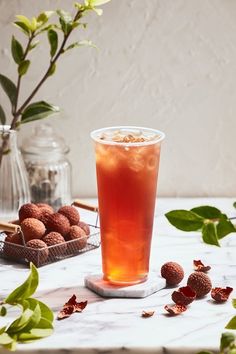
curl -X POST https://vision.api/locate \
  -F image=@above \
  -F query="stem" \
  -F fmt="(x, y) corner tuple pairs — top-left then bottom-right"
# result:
(14, 9), (83, 122)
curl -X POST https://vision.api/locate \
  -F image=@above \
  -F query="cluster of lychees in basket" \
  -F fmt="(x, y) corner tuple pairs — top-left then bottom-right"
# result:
(4, 203), (90, 264)
(161, 260), (233, 315)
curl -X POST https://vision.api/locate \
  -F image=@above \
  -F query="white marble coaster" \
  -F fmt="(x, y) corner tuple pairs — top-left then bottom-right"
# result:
(84, 274), (166, 298)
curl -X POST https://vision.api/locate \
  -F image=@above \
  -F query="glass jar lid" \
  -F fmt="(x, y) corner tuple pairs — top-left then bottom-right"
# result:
(21, 124), (69, 155)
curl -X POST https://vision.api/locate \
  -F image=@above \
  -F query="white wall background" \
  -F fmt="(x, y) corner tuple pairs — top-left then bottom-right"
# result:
(0, 0), (236, 197)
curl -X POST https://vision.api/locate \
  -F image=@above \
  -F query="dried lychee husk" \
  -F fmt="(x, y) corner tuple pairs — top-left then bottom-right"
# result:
(45, 213), (70, 236)
(26, 239), (49, 265)
(43, 232), (67, 258)
(67, 225), (88, 252)
(21, 218), (46, 242)
(3, 233), (24, 259)
(19, 203), (41, 222)
(78, 221), (90, 236)
(187, 272), (212, 298)
(171, 286), (196, 306)
(161, 262), (184, 286)
(58, 206), (80, 226)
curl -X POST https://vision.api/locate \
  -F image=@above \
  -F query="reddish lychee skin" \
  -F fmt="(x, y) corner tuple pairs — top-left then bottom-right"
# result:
(78, 221), (90, 235)
(39, 208), (54, 225)
(58, 206), (80, 226)
(161, 262), (184, 286)
(67, 225), (87, 250)
(187, 272), (212, 298)
(171, 286), (196, 305)
(26, 239), (49, 264)
(21, 218), (46, 242)
(45, 213), (70, 236)
(19, 203), (41, 222)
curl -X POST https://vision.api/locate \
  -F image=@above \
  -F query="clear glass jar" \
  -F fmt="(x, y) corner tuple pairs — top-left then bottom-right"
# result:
(0, 125), (30, 220)
(21, 124), (72, 209)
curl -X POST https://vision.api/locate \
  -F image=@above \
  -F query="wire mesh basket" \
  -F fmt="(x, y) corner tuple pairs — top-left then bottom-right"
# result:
(0, 201), (100, 267)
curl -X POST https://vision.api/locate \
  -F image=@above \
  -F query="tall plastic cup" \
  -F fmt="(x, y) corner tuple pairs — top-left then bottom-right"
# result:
(91, 126), (165, 285)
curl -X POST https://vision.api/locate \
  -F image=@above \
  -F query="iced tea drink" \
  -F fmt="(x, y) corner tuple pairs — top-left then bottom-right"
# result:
(91, 127), (165, 285)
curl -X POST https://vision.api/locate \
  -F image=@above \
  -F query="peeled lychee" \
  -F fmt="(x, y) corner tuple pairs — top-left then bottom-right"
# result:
(187, 272), (212, 298)
(78, 221), (90, 235)
(43, 232), (67, 257)
(21, 218), (46, 242)
(58, 206), (80, 226)
(161, 262), (184, 286)
(67, 225), (87, 251)
(45, 213), (70, 236)
(26, 239), (49, 265)
(19, 203), (41, 222)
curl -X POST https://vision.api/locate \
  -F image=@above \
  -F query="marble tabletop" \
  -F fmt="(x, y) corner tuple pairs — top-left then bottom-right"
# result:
(1, 198), (236, 354)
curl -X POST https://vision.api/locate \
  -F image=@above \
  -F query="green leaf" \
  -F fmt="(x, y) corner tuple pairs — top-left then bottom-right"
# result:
(228, 349), (236, 354)
(14, 21), (31, 36)
(11, 36), (24, 64)
(30, 17), (38, 32)
(15, 15), (33, 32)
(226, 315), (236, 329)
(233, 201), (236, 209)
(18, 327), (53, 342)
(92, 8), (103, 16)
(217, 219), (235, 239)
(18, 60), (30, 76)
(27, 298), (53, 322)
(0, 333), (14, 345)
(5, 263), (38, 304)
(165, 210), (204, 231)
(90, 0), (111, 5)
(232, 298), (236, 308)
(0, 305), (7, 317)
(191, 205), (222, 219)
(57, 10), (73, 35)
(37, 11), (54, 25)
(29, 40), (40, 51)
(47, 63), (56, 77)
(65, 40), (97, 52)
(202, 222), (220, 246)
(0, 104), (6, 125)
(220, 332), (236, 351)
(196, 352), (213, 354)
(0, 74), (17, 108)
(47, 29), (58, 57)
(7, 308), (34, 333)
(21, 101), (59, 124)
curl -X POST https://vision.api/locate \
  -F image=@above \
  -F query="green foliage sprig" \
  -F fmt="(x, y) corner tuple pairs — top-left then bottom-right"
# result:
(0, 263), (54, 351)
(197, 299), (236, 354)
(165, 204), (236, 247)
(0, 0), (111, 163)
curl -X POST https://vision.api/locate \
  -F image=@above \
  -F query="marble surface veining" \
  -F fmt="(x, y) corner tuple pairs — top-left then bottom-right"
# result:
(0, 198), (236, 354)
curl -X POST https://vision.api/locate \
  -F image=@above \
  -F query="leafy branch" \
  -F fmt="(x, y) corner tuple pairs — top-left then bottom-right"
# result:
(165, 204), (236, 247)
(0, 263), (54, 351)
(0, 0), (111, 163)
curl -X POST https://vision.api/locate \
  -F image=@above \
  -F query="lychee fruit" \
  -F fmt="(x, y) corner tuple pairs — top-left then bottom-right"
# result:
(187, 272), (212, 298)
(58, 205), (80, 226)
(78, 221), (90, 235)
(21, 218), (46, 242)
(161, 261), (184, 286)
(36, 203), (54, 213)
(39, 207), (54, 225)
(3, 233), (24, 259)
(171, 286), (196, 306)
(19, 203), (41, 222)
(26, 239), (49, 265)
(43, 232), (67, 257)
(67, 225), (87, 251)
(45, 213), (70, 236)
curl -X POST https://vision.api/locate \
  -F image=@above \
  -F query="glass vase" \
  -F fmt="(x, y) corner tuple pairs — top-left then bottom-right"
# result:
(0, 125), (30, 221)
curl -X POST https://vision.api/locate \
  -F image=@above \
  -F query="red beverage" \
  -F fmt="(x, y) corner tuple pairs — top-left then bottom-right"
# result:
(91, 127), (165, 285)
